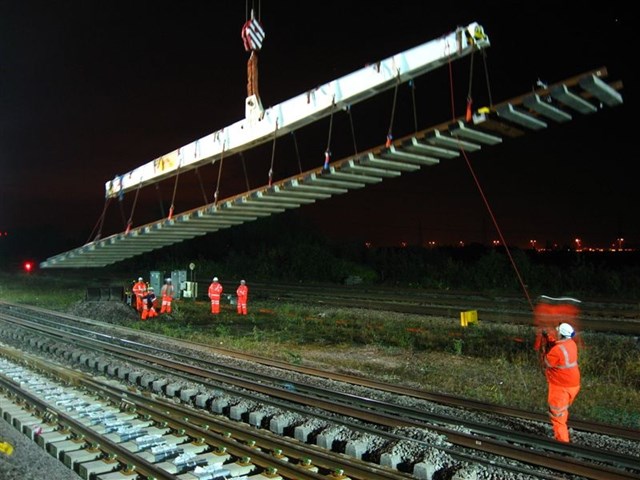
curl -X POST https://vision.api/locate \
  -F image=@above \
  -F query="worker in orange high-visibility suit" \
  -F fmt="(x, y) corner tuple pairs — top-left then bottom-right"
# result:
(141, 287), (158, 320)
(160, 278), (175, 314)
(544, 322), (580, 442)
(208, 277), (223, 315)
(236, 279), (248, 315)
(132, 277), (147, 312)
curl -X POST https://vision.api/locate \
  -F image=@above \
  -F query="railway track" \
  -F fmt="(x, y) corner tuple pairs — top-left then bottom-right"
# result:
(0, 303), (638, 479)
(195, 281), (640, 335)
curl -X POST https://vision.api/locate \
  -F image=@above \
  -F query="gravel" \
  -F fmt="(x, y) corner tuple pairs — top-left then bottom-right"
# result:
(0, 416), (81, 480)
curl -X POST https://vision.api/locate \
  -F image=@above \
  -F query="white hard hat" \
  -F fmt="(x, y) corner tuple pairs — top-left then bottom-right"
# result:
(138, 277), (143, 281)
(557, 323), (575, 338)
(213, 277), (218, 282)
(148, 286), (154, 291)
(165, 278), (171, 282)
(240, 279), (246, 284)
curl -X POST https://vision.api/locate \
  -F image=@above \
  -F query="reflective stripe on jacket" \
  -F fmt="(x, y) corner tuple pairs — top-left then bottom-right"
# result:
(545, 338), (580, 387)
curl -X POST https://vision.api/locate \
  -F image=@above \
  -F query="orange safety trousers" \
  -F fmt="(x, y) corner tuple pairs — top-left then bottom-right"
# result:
(160, 296), (172, 314)
(548, 383), (580, 442)
(210, 297), (220, 314)
(141, 305), (158, 321)
(237, 299), (247, 315)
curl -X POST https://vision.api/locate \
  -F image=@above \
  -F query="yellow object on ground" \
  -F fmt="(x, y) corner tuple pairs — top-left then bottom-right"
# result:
(0, 441), (14, 455)
(460, 310), (478, 327)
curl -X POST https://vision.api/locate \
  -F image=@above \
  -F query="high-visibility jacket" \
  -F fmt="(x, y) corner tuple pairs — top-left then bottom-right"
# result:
(133, 281), (146, 299)
(545, 338), (580, 387)
(160, 283), (175, 299)
(208, 282), (223, 300)
(236, 284), (248, 299)
(236, 283), (248, 314)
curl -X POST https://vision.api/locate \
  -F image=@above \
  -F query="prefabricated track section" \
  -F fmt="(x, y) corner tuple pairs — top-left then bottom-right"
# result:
(39, 68), (623, 268)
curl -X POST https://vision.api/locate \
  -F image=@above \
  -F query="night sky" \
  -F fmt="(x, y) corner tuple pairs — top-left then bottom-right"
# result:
(0, 2), (635, 261)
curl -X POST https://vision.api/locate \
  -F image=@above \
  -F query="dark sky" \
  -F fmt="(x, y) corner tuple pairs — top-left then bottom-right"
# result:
(0, 2), (635, 260)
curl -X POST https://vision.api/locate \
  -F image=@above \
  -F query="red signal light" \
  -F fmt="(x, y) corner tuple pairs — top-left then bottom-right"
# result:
(23, 261), (33, 273)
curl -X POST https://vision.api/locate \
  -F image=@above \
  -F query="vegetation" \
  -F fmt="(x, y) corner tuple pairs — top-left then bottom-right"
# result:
(1, 269), (638, 430)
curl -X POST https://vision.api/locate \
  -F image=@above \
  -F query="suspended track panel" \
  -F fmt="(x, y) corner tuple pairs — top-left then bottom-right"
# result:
(40, 70), (623, 268)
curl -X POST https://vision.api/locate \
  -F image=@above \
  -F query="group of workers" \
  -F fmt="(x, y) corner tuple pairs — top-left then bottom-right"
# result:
(207, 277), (249, 315)
(132, 276), (176, 320)
(132, 276), (249, 319)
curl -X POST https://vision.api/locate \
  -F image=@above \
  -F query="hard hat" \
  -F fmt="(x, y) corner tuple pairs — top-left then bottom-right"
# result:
(240, 279), (246, 284)
(165, 278), (171, 282)
(213, 277), (218, 282)
(556, 323), (575, 338)
(138, 277), (143, 281)
(148, 286), (154, 290)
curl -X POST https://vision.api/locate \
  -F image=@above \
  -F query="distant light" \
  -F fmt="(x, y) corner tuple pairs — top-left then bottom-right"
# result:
(23, 261), (33, 273)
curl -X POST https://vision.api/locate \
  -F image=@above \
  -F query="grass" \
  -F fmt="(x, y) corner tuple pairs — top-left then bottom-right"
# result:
(1, 271), (639, 429)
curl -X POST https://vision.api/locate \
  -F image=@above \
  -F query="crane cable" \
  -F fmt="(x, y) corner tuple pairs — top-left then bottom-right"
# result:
(240, 152), (251, 191)
(268, 119), (278, 186)
(194, 167), (209, 205)
(346, 104), (358, 156)
(155, 183), (165, 218)
(213, 143), (225, 206)
(323, 97), (335, 171)
(167, 153), (182, 220)
(446, 48), (533, 311)
(291, 131), (303, 174)
(124, 181), (142, 234)
(409, 80), (418, 134)
(87, 197), (112, 243)
(386, 72), (400, 148)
